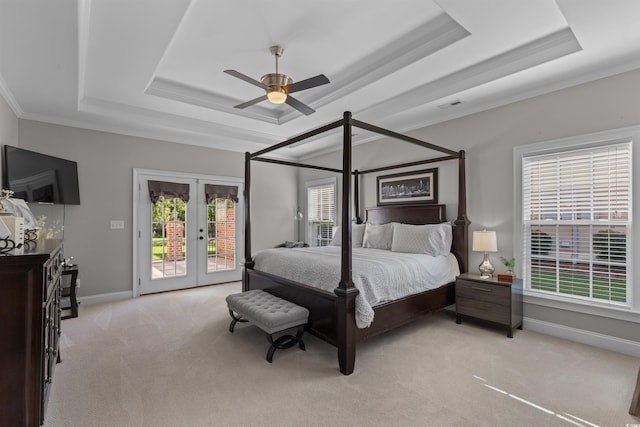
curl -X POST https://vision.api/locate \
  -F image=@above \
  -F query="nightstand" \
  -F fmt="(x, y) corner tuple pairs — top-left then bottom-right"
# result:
(455, 272), (523, 338)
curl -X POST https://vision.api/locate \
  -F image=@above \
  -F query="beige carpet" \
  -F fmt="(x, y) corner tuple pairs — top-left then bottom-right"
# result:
(44, 282), (640, 427)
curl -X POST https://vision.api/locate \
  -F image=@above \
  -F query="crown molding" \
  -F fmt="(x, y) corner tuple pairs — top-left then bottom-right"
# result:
(18, 95), (285, 154)
(144, 12), (469, 127)
(145, 77), (281, 124)
(78, 95), (282, 143)
(0, 72), (24, 118)
(278, 12), (470, 125)
(280, 26), (580, 153)
(360, 27), (582, 117)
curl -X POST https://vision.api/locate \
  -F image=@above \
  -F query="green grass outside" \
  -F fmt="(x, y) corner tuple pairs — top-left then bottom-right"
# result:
(152, 238), (216, 260)
(530, 270), (626, 303)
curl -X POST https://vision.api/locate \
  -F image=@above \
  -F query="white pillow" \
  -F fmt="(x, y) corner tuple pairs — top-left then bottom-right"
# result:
(330, 224), (366, 247)
(391, 222), (452, 257)
(362, 223), (394, 250)
(284, 241), (305, 248)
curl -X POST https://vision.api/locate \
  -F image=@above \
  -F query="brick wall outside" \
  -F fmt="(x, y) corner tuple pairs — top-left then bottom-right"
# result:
(165, 221), (185, 261)
(164, 205), (235, 266)
(216, 206), (235, 263)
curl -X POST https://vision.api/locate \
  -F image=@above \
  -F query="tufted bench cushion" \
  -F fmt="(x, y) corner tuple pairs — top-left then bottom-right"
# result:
(226, 289), (309, 362)
(226, 289), (309, 334)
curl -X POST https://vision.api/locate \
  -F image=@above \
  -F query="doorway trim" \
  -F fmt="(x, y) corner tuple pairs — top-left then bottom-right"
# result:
(132, 168), (243, 297)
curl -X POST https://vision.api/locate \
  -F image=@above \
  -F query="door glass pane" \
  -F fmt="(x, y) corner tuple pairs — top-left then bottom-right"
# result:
(207, 198), (236, 272)
(151, 196), (187, 279)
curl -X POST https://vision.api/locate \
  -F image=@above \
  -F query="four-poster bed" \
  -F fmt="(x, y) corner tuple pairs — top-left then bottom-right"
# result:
(243, 112), (470, 375)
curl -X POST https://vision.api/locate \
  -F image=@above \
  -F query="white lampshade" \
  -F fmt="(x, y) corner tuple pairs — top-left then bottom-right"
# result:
(472, 230), (497, 252)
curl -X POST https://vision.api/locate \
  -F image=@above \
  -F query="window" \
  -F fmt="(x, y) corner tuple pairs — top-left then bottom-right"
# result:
(519, 139), (632, 308)
(306, 178), (336, 247)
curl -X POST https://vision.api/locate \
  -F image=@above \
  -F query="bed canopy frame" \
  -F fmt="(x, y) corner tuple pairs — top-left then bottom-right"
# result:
(243, 111), (469, 375)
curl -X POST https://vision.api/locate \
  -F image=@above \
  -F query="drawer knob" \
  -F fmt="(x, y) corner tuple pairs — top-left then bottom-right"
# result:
(471, 286), (492, 292)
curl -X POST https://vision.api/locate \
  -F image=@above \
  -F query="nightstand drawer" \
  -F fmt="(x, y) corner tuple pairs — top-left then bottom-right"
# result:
(456, 279), (510, 305)
(456, 296), (510, 324)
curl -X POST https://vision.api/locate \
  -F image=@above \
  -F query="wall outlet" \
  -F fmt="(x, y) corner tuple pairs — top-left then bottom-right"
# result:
(110, 220), (125, 229)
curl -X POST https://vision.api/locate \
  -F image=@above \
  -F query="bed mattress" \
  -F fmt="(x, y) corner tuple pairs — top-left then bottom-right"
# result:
(252, 246), (459, 328)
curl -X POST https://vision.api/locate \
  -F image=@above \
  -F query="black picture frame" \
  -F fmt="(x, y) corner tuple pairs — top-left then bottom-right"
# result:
(376, 168), (438, 206)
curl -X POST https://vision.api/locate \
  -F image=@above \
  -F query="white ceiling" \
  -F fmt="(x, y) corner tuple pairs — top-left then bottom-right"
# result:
(1, 0), (640, 159)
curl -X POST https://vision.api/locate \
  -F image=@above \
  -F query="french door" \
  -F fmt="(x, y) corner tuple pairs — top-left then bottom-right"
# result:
(134, 169), (243, 296)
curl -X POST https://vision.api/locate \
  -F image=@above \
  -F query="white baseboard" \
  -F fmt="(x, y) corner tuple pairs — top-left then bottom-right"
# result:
(524, 317), (640, 358)
(78, 291), (132, 306)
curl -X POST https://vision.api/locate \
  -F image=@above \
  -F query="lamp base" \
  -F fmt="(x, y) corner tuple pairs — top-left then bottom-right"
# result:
(478, 252), (495, 278)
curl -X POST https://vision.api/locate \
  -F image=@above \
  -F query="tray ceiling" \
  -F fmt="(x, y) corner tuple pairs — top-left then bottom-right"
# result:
(1, 0), (640, 159)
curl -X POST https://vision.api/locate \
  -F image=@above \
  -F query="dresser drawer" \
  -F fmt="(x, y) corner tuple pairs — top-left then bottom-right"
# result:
(44, 246), (63, 301)
(456, 279), (510, 305)
(456, 296), (510, 324)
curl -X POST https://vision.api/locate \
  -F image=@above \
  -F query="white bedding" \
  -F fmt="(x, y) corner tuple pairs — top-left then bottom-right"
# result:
(252, 246), (459, 328)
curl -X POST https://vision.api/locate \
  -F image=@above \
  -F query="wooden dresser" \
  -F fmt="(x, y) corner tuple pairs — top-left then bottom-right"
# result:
(0, 239), (63, 426)
(455, 272), (523, 338)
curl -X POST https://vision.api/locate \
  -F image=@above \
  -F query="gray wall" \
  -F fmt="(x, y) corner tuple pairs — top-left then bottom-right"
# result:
(4, 66), (640, 348)
(301, 68), (640, 345)
(296, 140), (458, 226)
(0, 94), (18, 179)
(415, 68), (640, 344)
(16, 120), (297, 299)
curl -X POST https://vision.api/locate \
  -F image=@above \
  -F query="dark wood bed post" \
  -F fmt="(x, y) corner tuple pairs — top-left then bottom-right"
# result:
(454, 150), (470, 273)
(243, 152), (254, 291)
(353, 169), (362, 223)
(334, 111), (359, 375)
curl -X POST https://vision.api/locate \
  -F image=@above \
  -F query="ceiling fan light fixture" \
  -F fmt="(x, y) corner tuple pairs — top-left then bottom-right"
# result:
(267, 87), (287, 104)
(261, 73), (292, 104)
(226, 46), (329, 115)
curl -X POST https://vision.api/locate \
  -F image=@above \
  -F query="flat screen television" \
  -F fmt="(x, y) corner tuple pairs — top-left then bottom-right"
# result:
(1, 145), (80, 205)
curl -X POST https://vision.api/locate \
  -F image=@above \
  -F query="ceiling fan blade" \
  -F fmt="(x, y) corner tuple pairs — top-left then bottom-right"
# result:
(224, 70), (267, 90)
(234, 95), (268, 109)
(285, 95), (315, 115)
(287, 74), (330, 94)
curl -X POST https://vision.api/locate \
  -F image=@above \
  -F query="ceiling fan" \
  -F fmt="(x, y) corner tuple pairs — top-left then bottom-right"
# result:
(224, 46), (330, 116)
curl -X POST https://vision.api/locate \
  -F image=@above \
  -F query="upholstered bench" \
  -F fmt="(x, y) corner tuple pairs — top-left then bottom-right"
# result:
(226, 289), (309, 363)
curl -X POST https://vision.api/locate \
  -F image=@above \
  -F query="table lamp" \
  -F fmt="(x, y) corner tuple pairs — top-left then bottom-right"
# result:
(472, 230), (497, 278)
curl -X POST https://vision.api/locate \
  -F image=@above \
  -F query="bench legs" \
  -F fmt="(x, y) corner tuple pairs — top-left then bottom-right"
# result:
(228, 309), (248, 333)
(228, 310), (306, 363)
(266, 325), (306, 363)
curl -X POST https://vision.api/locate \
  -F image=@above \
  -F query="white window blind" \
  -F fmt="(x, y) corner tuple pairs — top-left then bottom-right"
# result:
(522, 141), (632, 306)
(307, 182), (336, 247)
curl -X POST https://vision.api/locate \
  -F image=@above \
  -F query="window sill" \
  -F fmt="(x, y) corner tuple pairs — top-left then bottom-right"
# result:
(524, 290), (640, 324)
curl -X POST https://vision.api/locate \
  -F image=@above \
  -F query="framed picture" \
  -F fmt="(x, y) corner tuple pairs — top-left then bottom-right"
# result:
(376, 168), (438, 206)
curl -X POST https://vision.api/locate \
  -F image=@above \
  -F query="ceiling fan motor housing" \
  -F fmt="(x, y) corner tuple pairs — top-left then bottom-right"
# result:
(261, 73), (292, 103)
